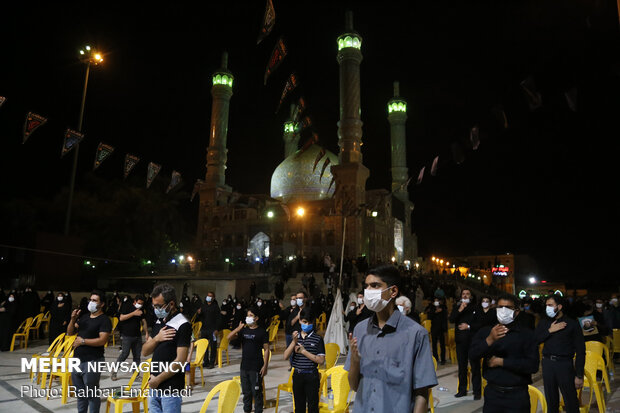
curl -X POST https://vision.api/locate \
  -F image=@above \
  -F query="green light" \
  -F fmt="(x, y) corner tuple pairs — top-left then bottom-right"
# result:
(267, 211), (274, 218)
(284, 122), (295, 133)
(388, 100), (407, 113)
(212, 73), (233, 87)
(84, 260), (91, 265)
(146, 260), (152, 264)
(225, 258), (230, 263)
(337, 34), (362, 51)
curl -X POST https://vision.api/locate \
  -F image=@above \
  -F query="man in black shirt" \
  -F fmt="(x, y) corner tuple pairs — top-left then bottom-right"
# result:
(198, 291), (221, 369)
(449, 288), (480, 399)
(68, 290), (112, 413)
(535, 295), (585, 413)
(281, 294), (298, 368)
(470, 294), (539, 413)
(344, 292), (372, 334)
(288, 291), (308, 334)
(142, 283), (191, 413)
(112, 294), (148, 381)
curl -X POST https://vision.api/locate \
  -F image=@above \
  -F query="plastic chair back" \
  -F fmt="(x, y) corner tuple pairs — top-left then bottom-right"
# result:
(193, 339), (209, 365)
(193, 321), (203, 338)
(613, 329), (620, 354)
(423, 320), (432, 334)
(220, 329), (230, 350)
(325, 343), (340, 369)
(330, 366), (350, 411)
(528, 385), (547, 413)
(199, 379), (242, 413)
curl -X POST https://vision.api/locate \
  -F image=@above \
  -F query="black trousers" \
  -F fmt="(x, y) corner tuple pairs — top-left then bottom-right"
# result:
(432, 330), (445, 362)
(456, 341), (481, 395)
(292, 370), (320, 413)
(542, 358), (580, 413)
(240, 369), (263, 413)
(201, 329), (217, 366)
(483, 385), (530, 412)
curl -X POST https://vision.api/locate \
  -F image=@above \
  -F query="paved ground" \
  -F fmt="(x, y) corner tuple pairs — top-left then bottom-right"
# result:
(0, 332), (619, 412)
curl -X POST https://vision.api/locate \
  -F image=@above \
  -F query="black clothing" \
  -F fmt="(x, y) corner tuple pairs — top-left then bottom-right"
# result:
(239, 326), (268, 371)
(49, 300), (71, 345)
(471, 308), (497, 332)
(240, 369), (264, 413)
(535, 315), (585, 378)
(151, 313), (192, 390)
(293, 370), (320, 413)
(118, 306), (145, 337)
(74, 313), (113, 363)
(542, 358), (580, 413)
(584, 310), (608, 343)
(483, 385), (530, 413)
(200, 302), (221, 331)
(21, 291), (41, 318)
(470, 322), (539, 387)
(515, 311), (536, 331)
(450, 303), (478, 394)
(281, 306), (295, 334)
(344, 305), (372, 334)
(449, 303), (475, 343)
(427, 305), (448, 334)
(288, 306), (301, 333)
(0, 300), (18, 351)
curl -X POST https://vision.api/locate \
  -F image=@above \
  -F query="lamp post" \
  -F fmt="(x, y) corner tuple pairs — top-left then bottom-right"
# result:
(63, 45), (103, 235)
(296, 207), (305, 259)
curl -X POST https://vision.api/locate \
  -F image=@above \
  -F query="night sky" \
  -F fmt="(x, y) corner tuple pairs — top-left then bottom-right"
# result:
(1, 1), (618, 284)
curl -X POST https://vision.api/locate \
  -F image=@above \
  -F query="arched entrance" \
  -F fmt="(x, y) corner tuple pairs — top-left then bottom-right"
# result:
(248, 232), (270, 263)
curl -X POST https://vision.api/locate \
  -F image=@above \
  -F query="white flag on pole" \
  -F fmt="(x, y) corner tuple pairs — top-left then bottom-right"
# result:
(324, 288), (348, 355)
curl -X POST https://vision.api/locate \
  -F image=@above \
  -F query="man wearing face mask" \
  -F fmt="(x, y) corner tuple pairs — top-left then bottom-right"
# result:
(198, 291), (220, 369)
(280, 294), (298, 369)
(288, 291), (308, 333)
(112, 294), (148, 381)
(68, 290), (112, 413)
(142, 283), (191, 413)
(470, 294), (539, 412)
(535, 295), (585, 413)
(345, 265), (437, 413)
(49, 292), (71, 345)
(449, 288), (481, 399)
(426, 297), (448, 365)
(344, 292), (372, 334)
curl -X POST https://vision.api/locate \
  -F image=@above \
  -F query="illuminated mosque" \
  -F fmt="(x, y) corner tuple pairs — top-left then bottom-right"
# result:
(196, 12), (418, 269)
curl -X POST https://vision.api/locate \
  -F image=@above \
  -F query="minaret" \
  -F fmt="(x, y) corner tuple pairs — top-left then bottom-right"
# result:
(205, 52), (234, 194)
(388, 81), (410, 202)
(283, 104), (299, 158)
(330, 11), (370, 258)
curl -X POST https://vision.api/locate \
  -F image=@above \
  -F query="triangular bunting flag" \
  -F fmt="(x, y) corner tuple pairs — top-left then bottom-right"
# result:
(430, 156), (439, 176)
(319, 157), (331, 182)
(93, 142), (115, 170)
(257, 0), (275, 45)
(519, 76), (542, 110)
(61, 129), (84, 157)
(565, 88), (577, 112)
(264, 37), (287, 85)
(124, 154), (140, 179)
(451, 142), (465, 165)
(0, 96), (6, 108)
(312, 147), (326, 172)
(276, 73), (298, 113)
(146, 162), (162, 189)
(23, 112), (48, 144)
(416, 166), (425, 184)
(296, 132), (318, 158)
(470, 125), (480, 150)
(166, 170), (182, 194)
(191, 179), (203, 201)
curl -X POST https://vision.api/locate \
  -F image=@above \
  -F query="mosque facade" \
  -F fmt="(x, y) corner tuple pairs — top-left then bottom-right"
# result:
(196, 13), (418, 271)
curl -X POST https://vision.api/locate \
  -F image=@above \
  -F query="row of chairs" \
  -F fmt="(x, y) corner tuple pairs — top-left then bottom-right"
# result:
(10, 311), (51, 351)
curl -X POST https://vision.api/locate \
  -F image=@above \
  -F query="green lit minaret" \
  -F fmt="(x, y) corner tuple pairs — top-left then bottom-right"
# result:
(205, 52), (234, 192)
(388, 81), (410, 202)
(282, 104), (299, 158)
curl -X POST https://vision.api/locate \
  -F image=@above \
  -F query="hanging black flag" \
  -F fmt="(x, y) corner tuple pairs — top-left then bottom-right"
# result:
(296, 132), (318, 158)
(312, 146), (326, 172)
(470, 125), (480, 150)
(520, 76), (542, 110)
(430, 156), (439, 176)
(318, 157), (331, 182)
(146, 162), (162, 189)
(416, 166), (425, 184)
(276, 73), (298, 113)
(264, 37), (287, 85)
(257, 0), (276, 45)
(191, 179), (203, 201)
(451, 142), (465, 165)
(124, 154), (140, 179)
(93, 142), (115, 170)
(327, 176), (336, 194)
(166, 170), (182, 194)
(23, 112), (48, 144)
(61, 129), (84, 157)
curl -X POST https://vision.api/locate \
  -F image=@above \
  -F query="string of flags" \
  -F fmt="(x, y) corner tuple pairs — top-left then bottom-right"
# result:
(23, 112), (47, 144)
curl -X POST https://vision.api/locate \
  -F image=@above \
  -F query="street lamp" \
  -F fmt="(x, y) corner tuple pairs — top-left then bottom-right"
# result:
(64, 45), (104, 235)
(296, 206), (305, 258)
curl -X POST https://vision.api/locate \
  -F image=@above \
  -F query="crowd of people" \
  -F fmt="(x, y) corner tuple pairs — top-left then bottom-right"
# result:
(1, 265), (619, 413)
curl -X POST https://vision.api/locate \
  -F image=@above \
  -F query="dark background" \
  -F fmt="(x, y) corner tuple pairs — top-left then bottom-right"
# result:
(0, 1), (618, 284)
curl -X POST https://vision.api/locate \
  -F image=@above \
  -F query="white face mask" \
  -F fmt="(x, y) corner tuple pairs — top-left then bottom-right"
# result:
(596, 303), (603, 308)
(357, 297), (363, 305)
(611, 298), (618, 306)
(433, 301), (440, 307)
(57, 296), (64, 301)
(134, 303), (142, 309)
(496, 307), (514, 325)
(257, 301), (262, 307)
(123, 297), (128, 302)
(491, 300), (496, 305)
(290, 300), (296, 307)
(363, 287), (393, 312)
(87, 301), (98, 313)
(481, 302), (489, 309)
(8, 296), (15, 302)
(237, 305), (242, 310)
(245, 316), (255, 325)
(397, 305), (405, 313)
(546, 305), (558, 318)
(296, 298), (304, 307)
(462, 298), (470, 304)
(222, 300), (227, 305)
(206, 296), (213, 302)
(179, 302), (184, 308)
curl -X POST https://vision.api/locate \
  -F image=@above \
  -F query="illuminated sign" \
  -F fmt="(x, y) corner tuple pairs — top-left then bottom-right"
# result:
(492, 266), (510, 276)
(518, 290), (527, 299)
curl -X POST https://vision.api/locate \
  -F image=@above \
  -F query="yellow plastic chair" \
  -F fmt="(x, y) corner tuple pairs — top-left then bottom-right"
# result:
(30, 333), (66, 382)
(275, 367), (294, 413)
(193, 321), (203, 339)
(576, 369), (595, 413)
(586, 340), (613, 376)
(26, 313), (45, 340)
(124, 359), (151, 392)
(40, 335), (76, 390)
(319, 343), (340, 395)
(190, 312), (198, 324)
(316, 312), (327, 331)
(584, 350), (606, 412)
(528, 385), (547, 413)
(613, 329), (620, 354)
(106, 369), (150, 413)
(40, 311), (51, 333)
(420, 312), (428, 323)
(428, 357), (438, 413)
(423, 319), (432, 334)
(447, 329), (457, 363)
(218, 329), (231, 367)
(604, 336), (614, 367)
(319, 366), (350, 413)
(268, 324), (279, 351)
(10, 317), (34, 351)
(46, 338), (77, 404)
(199, 379), (242, 413)
(189, 338), (209, 387)
(107, 317), (119, 347)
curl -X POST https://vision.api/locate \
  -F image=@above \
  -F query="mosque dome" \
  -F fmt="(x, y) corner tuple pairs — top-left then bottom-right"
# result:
(271, 144), (339, 202)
